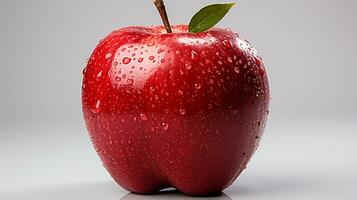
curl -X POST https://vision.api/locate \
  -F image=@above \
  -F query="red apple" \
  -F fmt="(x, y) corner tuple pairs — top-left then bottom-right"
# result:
(82, 24), (269, 196)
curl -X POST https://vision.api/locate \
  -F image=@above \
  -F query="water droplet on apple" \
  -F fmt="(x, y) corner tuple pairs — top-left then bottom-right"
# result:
(91, 100), (101, 114)
(160, 58), (166, 63)
(123, 57), (131, 64)
(178, 109), (186, 115)
(201, 50), (207, 56)
(256, 120), (261, 127)
(115, 76), (121, 82)
(113, 61), (118, 66)
(96, 70), (102, 78)
(149, 56), (155, 60)
(185, 63), (192, 70)
(239, 59), (243, 64)
(127, 79), (134, 85)
(195, 83), (201, 90)
(228, 57), (233, 63)
(105, 53), (112, 59)
(191, 50), (199, 61)
(160, 122), (169, 131)
(158, 49), (165, 54)
(140, 113), (148, 121)
(82, 67), (87, 75)
(218, 60), (223, 65)
(147, 42), (155, 47)
(138, 58), (144, 63)
(222, 40), (232, 48)
(234, 67), (240, 74)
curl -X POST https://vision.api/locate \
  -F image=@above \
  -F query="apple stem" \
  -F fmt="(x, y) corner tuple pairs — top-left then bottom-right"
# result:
(153, 0), (172, 33)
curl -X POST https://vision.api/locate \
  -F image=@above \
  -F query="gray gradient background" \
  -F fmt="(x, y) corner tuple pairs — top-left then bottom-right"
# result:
(0, 0), (356, 199)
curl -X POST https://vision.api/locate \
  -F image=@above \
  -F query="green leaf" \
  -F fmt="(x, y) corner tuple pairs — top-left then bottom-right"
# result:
(189, 3), (236, 33)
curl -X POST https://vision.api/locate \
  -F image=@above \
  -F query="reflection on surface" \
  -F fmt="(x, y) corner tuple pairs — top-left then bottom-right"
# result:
(120, 189), (232, 200)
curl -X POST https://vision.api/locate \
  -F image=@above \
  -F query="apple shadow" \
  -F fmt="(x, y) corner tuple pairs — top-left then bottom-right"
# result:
(225, 173), (323, 198)
(119, 172), (322, 200)
(120, 189), (232, 200)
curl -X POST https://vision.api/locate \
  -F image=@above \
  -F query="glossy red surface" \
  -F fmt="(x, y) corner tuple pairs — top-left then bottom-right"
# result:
(82, 25), (270, 196)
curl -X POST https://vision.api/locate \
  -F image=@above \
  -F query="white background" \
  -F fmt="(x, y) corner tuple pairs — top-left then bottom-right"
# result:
(1, 0), (356, 199)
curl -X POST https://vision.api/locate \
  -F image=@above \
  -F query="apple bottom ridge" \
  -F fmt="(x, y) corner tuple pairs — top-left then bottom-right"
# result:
(106, 156), (244, 197)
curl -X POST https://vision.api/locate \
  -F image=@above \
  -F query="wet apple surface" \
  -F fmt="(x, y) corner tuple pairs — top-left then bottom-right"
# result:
(82, 25), (270, 196)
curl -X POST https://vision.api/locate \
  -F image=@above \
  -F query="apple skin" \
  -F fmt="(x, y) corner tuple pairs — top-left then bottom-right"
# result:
(82, 25), (270, 196)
